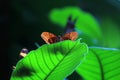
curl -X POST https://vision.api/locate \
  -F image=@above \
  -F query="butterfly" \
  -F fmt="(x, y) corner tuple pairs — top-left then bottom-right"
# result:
(41, 31), (78, 44)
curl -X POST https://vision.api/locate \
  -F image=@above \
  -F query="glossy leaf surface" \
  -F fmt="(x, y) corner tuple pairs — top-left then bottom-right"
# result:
(10, 40), (88, 80)
(76, 47), (120, 80)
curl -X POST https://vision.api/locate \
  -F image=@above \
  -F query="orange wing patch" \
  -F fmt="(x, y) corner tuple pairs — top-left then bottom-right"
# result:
(62, 32), (78, 41)
(41, 32), (78, 44)
(41, 32), (58, 44)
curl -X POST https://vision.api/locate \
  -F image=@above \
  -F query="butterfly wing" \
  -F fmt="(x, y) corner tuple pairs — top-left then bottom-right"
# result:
(62, 32), (78, 41)
(41, 32), (58, 44)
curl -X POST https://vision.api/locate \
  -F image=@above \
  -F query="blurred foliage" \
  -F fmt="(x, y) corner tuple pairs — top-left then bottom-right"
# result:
(101, 17), (120, 48)
(79, 0), (120, 48)
(49, 7), (102, 46)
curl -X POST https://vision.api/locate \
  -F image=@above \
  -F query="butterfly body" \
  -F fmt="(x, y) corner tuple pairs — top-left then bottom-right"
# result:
(41, 32), (78, 44)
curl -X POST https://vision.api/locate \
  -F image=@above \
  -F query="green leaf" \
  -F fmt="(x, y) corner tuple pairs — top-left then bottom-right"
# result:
(49, 7), (102, 44)
(76, 47), (120, 80)
(101, 18), (120, 48)
(10, 40), (88, 80)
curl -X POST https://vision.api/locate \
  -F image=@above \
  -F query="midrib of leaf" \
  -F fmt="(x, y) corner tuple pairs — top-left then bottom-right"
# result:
(44, 41), (79, 80)
(90, 49), (104, 80)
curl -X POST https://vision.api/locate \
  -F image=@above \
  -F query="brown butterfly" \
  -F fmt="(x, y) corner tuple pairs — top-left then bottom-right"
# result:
(41, 32), (78, 44)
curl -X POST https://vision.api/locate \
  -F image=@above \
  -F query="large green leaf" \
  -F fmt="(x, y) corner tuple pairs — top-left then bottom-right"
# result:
(10, 40), (88, 80)
(76, 47), (120, 80)
(49, 7), (102, 43)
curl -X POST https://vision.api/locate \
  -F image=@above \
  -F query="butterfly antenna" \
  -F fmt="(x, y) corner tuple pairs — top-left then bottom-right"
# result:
(34, 42), (40, 48)
(64, 15), (76, 33)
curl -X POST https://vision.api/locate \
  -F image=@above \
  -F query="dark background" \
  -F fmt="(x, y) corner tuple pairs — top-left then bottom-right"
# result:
(1, 0), (120, 80)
